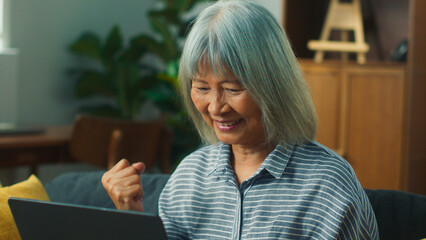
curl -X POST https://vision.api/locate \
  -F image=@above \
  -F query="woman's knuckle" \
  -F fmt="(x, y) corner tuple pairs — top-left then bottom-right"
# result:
(112, 187), (122, 198)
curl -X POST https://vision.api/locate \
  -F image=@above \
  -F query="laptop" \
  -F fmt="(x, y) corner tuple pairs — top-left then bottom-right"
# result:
(8, 197), (168, 240)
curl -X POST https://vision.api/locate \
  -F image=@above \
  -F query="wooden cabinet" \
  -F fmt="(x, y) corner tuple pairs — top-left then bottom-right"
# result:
(301, 61), (406, 190)
(404, 0), (426, 195)
(284, 0), (426, 195)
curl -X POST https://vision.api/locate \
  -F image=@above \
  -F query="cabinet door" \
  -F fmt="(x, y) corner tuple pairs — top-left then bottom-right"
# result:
(346, 68), (405, 190)
(303, 64), (344, 154)
(301, 61), (405, 190)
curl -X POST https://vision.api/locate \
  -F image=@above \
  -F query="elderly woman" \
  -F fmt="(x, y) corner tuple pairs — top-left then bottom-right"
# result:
(102, 0), (379, 239)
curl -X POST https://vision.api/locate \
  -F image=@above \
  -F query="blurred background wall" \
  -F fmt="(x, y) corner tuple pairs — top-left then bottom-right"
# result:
(0, 0), (281, 126)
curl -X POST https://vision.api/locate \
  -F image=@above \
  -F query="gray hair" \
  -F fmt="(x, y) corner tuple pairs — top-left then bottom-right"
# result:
(178, 0), (317, 147)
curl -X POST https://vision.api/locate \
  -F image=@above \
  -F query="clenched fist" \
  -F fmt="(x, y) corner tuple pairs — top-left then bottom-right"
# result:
(101, 159), (146, 212)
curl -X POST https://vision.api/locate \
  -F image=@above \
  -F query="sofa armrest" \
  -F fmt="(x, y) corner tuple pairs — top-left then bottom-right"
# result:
(45, 171), (170, 215)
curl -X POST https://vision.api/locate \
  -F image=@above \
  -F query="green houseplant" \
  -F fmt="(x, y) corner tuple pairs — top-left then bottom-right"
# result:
(69, 0), (212, 167)
(68, 26), (158, 120)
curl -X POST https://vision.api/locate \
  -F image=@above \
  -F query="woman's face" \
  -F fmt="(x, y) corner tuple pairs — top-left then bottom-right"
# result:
(191, 69), (266, 148)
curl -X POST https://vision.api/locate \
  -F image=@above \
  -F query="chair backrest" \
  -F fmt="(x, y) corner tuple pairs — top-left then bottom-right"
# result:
(365, 189), (426, 240)
(69, 114), (172, 173)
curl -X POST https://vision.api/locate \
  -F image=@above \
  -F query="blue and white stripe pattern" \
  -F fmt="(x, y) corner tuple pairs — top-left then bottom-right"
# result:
(159, 141), (379, 239)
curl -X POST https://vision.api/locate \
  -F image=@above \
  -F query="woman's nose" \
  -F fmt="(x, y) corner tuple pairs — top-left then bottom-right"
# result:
(208, 91), (228, 115)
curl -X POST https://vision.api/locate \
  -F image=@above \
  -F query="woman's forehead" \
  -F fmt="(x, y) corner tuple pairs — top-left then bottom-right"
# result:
(195, 62), (236, 79)
(195, 54), (230, 74)
(194, 72), (239, 85)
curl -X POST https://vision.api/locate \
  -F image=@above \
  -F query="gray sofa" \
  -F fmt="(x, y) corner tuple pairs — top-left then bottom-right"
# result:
(45, 171), (169, 215)
(45, 171), (426, 240)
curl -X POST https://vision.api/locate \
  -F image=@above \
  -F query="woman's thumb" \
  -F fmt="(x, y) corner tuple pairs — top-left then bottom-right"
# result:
(132, 162), (146, 174)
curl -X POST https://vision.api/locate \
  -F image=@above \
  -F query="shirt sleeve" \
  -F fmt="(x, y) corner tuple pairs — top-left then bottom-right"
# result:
(337, 172), (380, 239)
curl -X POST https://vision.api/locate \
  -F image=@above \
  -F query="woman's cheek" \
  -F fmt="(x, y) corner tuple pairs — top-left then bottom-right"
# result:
(191, 92), (205, 112)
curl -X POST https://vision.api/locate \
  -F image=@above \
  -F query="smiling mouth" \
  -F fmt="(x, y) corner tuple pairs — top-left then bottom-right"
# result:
(215, 119), (241, 130)
(217, 120), (240, 126)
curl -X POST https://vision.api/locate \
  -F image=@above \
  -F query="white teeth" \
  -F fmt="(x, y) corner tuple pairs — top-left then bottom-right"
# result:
(218, 120), (239, 126)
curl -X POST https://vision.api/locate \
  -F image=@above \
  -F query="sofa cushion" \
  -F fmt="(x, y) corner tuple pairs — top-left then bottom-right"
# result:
(0, 175), (50, 240)
(45, 171), (169, 214)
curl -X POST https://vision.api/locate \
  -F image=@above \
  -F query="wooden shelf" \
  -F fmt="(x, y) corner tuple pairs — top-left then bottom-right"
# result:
(289, 0), (426, 195)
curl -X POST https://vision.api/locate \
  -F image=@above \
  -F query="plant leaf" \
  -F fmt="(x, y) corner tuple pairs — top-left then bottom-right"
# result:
(175, 0), (189, 13)
(121, 34), (148, 62)
(79, 105), (122, 118)
(149, 11), (172, 37)
(179, 16), (196, 37)
(103, 26), (123, 62)
(186, 0), (212, 11)
(148, 11), (178, 60)
(69, 32), (102, 61)
(74, 71), (115, 98)
(144, 81), (180, 113)
(150, 9), (180, 25)
(151, 17), (178, 62)
(131, 35), (169, 63)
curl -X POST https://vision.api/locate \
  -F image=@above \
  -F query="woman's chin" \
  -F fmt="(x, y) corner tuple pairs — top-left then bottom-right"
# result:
(215, 134), (239, 145)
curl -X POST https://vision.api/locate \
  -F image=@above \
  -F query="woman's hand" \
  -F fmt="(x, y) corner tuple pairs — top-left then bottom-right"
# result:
(101, 159), (146, 212)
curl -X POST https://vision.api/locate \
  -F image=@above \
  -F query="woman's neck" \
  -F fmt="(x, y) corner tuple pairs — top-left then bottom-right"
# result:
(230, 143), (275, 185)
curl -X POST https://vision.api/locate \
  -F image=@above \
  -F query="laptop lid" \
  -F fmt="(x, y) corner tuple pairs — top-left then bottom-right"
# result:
(8, 197), (168, 240)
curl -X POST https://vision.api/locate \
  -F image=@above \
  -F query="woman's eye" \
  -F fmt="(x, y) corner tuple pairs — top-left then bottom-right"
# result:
(226, 88), (240, 93)
(197, 87), (209, 92)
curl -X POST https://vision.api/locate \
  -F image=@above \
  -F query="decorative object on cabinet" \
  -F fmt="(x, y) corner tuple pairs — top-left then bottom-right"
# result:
(307, 0), (370, 64)
(390, 39), (408, 62)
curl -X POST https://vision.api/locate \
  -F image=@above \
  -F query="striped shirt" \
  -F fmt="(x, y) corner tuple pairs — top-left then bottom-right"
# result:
(158, 141), (379, 239)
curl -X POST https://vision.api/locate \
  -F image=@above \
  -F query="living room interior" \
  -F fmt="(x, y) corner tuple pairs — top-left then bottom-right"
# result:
(1, 0), (425, 239)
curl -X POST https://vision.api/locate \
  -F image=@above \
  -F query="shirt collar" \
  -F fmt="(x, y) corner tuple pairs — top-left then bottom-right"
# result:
(207, 142), (233, 178)
(207, 142), (295, 179)
(258, 143), (294, 179)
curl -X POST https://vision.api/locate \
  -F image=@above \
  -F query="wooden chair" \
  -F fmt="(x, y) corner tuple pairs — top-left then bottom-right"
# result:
(68, 114), (172, 173)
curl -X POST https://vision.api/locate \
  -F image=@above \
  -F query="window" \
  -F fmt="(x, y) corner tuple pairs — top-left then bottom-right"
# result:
(0, 0), (4, 49)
